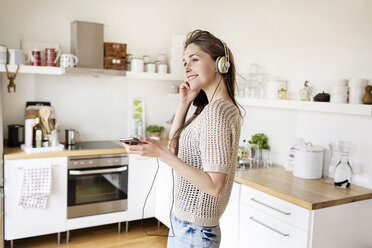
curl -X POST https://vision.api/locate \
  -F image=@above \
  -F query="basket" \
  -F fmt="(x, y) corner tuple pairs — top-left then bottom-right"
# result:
(104, 57), (126, 70)
(104, 42), (127, 57)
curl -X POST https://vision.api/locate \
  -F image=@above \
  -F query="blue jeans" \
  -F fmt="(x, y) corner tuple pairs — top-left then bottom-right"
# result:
(167, 213), (221, 248)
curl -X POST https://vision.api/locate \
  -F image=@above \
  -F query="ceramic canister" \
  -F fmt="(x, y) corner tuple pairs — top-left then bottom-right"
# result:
(266, 80), (287, 99)
(145, 63), (156, 73)
(331, 86), (348, 104)
(348, 78), (368, 104)
(157, 62), (168, 74)
(0, 45), (7, 64)
(131, 57), (144, 72)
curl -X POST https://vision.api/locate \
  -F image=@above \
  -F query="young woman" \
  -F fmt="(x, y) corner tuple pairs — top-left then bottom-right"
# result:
(123, 30), (242, 248)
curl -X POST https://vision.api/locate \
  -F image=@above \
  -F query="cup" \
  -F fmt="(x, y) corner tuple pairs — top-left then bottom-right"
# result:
(29, 48), (42, 66)
(60, 53), (79, 68)
(44, 48), (61, 67)
(8, 49), (29, 64)
(0, 44), (7, 64)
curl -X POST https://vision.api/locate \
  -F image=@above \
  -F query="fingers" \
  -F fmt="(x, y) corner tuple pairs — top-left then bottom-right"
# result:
(180, 81), (190, 90)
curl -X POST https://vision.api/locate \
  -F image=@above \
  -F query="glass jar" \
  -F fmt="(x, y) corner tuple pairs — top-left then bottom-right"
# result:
(333, 141), (352, 189)
(325, 142), (341, 183)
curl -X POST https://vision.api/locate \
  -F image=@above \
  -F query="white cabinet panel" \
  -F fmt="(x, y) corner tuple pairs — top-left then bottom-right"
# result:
(127, 155), (157, 221)
(4, 157), (67, 240)
(154, 160), (173, 228)
(220, 182), (241, 248)
(240, 185), (310, 232)
(239, 202), (308, 248)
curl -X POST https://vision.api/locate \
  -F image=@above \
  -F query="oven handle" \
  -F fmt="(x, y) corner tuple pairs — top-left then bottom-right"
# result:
(69, 166), (127, 175)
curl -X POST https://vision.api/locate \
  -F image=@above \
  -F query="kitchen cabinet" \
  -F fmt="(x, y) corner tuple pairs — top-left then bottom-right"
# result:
(154, 160), (173, 228)
(220, 182), (241, 248)
(127, 154), (157, 221)
(238, 184), (372, 248)
(4, 157), (67, 241)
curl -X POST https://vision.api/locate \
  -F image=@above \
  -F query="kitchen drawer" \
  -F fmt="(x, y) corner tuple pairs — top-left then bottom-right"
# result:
(240, 185), (310, 232)
(239, 202), (308, 248)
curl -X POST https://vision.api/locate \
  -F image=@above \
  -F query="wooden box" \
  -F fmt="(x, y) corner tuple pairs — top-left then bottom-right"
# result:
(104, 42), (127, 57)
(104, 57), (126, 70)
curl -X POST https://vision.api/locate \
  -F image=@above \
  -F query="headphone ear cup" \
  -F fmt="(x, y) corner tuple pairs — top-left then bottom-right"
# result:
(215, 56), (229, 74)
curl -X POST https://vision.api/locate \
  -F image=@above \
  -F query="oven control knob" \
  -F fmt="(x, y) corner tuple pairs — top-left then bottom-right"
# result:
(73, 161), (78, 165)
(114, 159), (119, 163)
(80, 161), (85, 165)
(89, 161), (93, 164)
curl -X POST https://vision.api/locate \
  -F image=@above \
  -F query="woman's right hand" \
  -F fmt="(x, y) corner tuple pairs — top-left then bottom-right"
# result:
(179, 81), (200, 104)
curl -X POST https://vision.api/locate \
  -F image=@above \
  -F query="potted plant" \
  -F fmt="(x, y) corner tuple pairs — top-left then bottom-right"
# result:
(248, 133), (271, 168)
(146, 125), (165, 140)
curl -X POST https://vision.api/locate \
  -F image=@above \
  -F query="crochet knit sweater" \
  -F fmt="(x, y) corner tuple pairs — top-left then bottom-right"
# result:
(172, 98), (241, 227)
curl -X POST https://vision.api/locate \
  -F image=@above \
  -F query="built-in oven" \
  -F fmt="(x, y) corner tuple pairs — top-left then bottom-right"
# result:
(67, 154), (128, 219)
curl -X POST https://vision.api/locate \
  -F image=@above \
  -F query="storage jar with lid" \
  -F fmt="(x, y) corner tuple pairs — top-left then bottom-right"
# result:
(348, 78), (368, 104)
(293, 143), (324, 179)
(131, 57), (144, 72)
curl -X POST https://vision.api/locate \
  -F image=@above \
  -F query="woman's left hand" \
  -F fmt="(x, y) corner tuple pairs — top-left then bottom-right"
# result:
(122, 136), (168, 159)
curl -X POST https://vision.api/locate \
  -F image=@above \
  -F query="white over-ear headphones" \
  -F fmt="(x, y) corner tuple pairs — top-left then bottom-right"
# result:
(215, 41), (230, 74)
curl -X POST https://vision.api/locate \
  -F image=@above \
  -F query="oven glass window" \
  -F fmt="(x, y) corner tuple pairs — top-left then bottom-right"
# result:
(68, 166), (128, 206)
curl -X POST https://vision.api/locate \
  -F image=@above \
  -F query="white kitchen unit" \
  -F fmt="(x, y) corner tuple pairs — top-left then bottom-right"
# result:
(127, 154), (157, 221)
(238, 184), (372, 248)
(4, 157), (67, 241)
(220, 182), (241, 248)
(154, 160), (173, 228)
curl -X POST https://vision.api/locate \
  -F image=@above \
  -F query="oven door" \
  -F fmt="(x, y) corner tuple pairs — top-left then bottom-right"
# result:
(68, 165), (128, 219)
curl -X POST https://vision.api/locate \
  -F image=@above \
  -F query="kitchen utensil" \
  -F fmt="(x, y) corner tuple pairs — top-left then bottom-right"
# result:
(8, 49), (30, 64)
(313, 91), (330, 102)
(331, 86), (348, 104)
(39, 107), (51, 134)
(362, 85), (372, 104)
(60, 53), (78, 68)
(8, 124), (24, 147)
(334, 141), (352, 189)
(0, 44), (7, 64)
(131, 57), (144, 72)
(65, 129), (79, 146)
(157, 62), (168, 74)
(293, 142), (324, 179)
(29, 48), (42, 66)
(44, 48), (61, 67)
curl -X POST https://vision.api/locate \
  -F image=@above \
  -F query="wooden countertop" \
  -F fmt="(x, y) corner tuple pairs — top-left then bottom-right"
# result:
(4, 140), (127, 160)
(235, 166), (372, 210)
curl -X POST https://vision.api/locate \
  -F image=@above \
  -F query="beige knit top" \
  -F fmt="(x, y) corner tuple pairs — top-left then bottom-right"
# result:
(172, 98), (241, 227)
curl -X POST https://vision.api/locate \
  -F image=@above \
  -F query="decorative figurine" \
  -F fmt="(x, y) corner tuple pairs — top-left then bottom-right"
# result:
(362, 85), (372, 104)
(299, 81), (316, 101)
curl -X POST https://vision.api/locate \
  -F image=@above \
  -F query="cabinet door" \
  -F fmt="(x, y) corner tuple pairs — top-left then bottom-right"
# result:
(127, 155), (157, 221)
(154, 160), (173, 228)
(4, 157), (67, 240)
(220, 182), (241, 248)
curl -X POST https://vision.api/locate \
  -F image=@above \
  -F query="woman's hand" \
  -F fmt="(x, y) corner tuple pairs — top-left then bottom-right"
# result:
(179, 81), (200, 104)
(122, 136), (170, 159)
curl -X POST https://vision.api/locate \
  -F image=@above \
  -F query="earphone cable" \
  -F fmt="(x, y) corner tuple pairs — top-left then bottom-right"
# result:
(141, 157), (175, 237)
(210, 76), (223, 103)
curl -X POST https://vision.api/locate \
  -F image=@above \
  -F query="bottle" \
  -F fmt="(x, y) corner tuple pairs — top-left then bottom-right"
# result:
(333, 141), (352, 189)
(136, 117), (144, 137)
(32, 117), (43, 148)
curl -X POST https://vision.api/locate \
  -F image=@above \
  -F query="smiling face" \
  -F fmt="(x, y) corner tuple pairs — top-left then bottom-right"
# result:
(183, 43), (219, 91)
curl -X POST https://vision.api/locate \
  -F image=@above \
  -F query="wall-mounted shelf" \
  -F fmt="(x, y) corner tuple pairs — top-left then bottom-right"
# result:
(237, 97), (372, 117)
(0, 64), (183, 81)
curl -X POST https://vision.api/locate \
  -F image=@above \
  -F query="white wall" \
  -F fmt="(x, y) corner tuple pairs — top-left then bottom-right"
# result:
(1, 0), (372, 188)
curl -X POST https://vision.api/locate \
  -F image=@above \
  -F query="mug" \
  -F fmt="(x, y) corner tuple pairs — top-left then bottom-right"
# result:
(45, 48), (61, 66)
(8, 49), (30, 64)
(29, 48), (42, 66)
(60, 53), (78, 68)
(0, 44), (7, 64)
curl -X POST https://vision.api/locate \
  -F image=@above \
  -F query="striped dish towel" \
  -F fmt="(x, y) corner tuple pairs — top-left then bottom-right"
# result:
(18, 165), (53, 208)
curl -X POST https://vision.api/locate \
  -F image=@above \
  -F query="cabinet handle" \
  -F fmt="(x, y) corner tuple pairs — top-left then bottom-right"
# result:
(69, 166), (127, 175)
(250, 198), (291, 215)
(250, 216), (290, 237)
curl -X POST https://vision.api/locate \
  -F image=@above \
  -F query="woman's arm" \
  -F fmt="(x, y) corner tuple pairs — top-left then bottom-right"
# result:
(168, 81), (200, 152)
(123, 137), (226, 198)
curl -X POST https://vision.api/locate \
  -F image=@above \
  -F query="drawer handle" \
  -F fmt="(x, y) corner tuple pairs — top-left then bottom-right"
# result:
(250, 198), (291, 215)
(250, 216), (290, 237)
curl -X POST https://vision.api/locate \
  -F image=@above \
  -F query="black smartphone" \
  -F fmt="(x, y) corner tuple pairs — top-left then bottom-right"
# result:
(119, 137), (147, 145)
